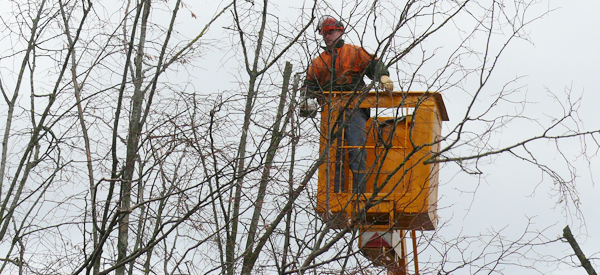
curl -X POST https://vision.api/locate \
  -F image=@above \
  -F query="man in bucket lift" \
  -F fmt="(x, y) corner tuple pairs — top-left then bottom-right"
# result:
(300, 15), (394, 193)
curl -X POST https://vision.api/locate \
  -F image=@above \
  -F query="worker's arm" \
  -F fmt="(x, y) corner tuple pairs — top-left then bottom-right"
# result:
(302, 79), (320, 98)
(299, 72), (321, 117)
(366, 60), (393, 92)
(361, 49), (393, 92)
(366, 58), (389, 79)
(299, 81), (320, 118)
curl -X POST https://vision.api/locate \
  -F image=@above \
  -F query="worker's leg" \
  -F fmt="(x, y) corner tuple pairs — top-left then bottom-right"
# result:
(334, 125), (346, 193)
(346, 108), (368, 193)
(333, 108), (348, 193)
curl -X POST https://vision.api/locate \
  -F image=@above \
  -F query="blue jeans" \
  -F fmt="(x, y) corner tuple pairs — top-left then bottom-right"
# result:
(334, 108), (368, 193)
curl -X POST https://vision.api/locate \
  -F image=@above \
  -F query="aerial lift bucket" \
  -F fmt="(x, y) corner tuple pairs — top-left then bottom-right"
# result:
(315, 91), (448, 274)
(316, 91), (448, 230)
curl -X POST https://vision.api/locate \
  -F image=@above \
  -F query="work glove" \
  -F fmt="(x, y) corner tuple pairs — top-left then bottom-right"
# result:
(299, 97), (319, 118)
(380, 75), (393, 93)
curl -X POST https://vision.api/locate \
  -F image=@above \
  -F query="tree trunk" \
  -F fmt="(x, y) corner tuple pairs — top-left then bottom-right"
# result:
(563, 225), (597, 275)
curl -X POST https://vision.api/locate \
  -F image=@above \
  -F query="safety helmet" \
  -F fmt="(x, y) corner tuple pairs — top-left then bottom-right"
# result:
(317, 16), (344, 35)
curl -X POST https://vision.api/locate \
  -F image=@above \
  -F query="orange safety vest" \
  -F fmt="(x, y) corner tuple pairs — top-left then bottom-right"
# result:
(306, 40), (386, 91)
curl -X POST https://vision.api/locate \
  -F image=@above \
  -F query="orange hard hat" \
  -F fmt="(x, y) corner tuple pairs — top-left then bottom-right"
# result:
(317, 16), (344, 35)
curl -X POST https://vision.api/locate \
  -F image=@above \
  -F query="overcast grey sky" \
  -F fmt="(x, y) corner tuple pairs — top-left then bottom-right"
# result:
(438, 2), (600, 274)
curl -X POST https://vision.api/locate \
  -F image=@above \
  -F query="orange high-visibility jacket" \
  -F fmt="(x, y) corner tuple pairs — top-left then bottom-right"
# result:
(305, 40), (388, 93)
